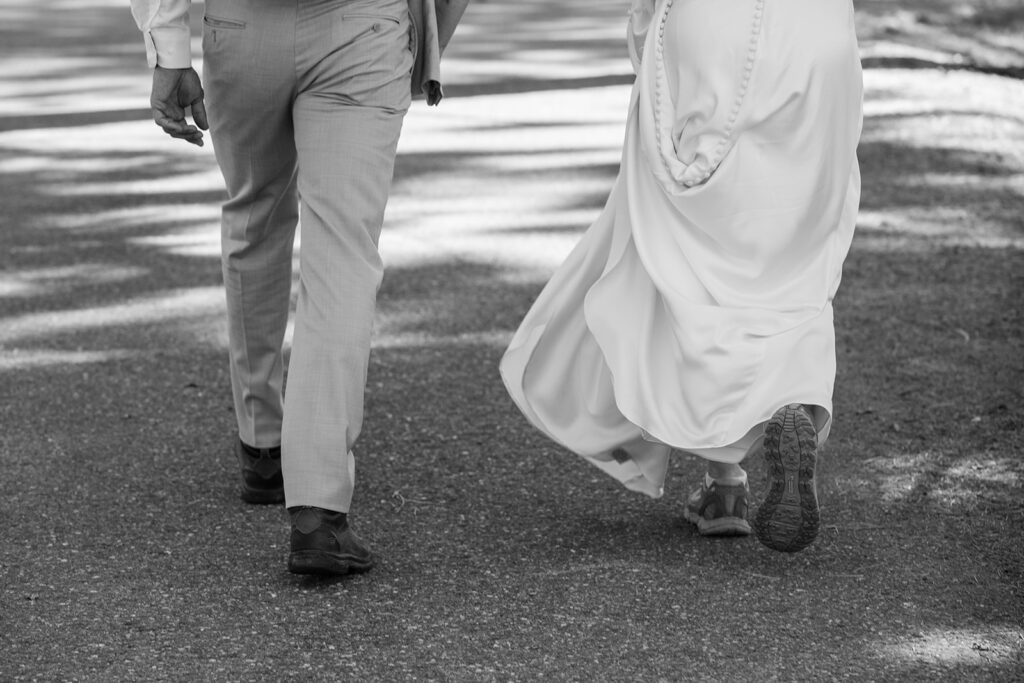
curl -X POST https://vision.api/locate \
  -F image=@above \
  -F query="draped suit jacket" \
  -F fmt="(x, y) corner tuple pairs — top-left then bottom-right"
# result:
(408, 0), (470, 105)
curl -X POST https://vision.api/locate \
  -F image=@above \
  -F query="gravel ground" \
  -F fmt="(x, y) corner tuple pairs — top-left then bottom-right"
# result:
(1, 1), (1022, 680)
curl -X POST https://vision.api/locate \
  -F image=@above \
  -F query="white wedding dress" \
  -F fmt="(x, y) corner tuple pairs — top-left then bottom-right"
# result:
(500, 0), (863, 498)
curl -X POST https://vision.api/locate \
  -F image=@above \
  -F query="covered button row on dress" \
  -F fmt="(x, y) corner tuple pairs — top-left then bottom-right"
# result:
(676, 143), (719, 187)
(651, 0), (715, 189)
(655, 0), (766, 189)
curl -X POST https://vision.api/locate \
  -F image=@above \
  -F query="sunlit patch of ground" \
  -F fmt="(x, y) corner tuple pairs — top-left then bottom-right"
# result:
(856, 0), (1024, 71)
(858, 68), (1024, 250)
(867, 450), (1020, 509)
(873, 625), (1023, 670)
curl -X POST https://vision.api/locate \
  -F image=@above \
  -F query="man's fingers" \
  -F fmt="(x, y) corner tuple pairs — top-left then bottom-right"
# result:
(190, 96), (209, 131)
(154, 110), (187, 134)
(164, 128), (205, 147)
(159, 119), (203, 146)
(154, 112), (204, 146)
(149, 67), (207, 146)
(165, 123), (197, 137)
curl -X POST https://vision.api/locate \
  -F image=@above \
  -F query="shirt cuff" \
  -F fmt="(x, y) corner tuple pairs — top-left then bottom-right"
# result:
(146, 26), (192, 68)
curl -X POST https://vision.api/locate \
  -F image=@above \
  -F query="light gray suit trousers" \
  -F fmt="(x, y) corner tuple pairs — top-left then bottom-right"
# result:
(203, 0), (413, 512)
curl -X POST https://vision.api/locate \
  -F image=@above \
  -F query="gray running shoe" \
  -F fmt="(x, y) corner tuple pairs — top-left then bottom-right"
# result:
(683, 479), (752, 536)
(753, 404), (820, 552)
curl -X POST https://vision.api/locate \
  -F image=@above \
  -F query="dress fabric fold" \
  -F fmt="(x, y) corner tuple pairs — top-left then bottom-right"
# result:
(500, 0), (863, 498)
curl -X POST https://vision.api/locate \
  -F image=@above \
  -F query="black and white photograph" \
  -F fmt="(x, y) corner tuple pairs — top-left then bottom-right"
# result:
(1, 0), (1022, 679)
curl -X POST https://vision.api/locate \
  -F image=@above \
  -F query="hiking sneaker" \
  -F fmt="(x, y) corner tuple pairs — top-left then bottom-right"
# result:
(683, 477), (752, 536)
(236, 439), (284, 505)
(753, 404), (819, 553)
(287, 507), (375, 576)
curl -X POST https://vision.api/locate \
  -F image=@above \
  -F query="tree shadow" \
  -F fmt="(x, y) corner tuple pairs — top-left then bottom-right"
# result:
(854, 0), (1024, 72)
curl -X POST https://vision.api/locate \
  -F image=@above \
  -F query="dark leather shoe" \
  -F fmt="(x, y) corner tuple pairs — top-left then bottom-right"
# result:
(236, 439), (284, 504)
(287, 506), (375, 576)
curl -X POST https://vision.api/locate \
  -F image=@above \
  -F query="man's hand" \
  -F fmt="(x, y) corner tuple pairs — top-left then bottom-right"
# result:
(150, 66), (209, 146)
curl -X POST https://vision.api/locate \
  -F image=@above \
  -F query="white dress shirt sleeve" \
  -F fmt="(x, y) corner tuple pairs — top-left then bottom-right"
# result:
(130, 0), (192, 68)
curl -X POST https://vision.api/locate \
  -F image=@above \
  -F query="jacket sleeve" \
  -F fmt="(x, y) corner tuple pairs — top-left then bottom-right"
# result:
(130, 0), (192, 68)
(409, 0), (470, 105)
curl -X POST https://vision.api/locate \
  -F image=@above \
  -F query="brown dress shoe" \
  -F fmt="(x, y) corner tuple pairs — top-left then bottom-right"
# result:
(287, 506), (375, 576)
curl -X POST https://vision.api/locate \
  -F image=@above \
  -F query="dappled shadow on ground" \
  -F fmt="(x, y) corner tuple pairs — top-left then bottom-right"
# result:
(2, 1), (1023, 680)
(0, 0), (164, 133)
(855, 0), (1024, 73)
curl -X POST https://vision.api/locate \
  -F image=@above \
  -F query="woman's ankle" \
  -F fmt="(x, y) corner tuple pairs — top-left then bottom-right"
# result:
(706, 462), (746, 485)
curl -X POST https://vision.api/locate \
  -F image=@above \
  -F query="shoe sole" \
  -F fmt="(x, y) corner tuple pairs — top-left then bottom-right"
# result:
(288, 550), (375, 576)
(753, 404), (819, 553)
(683, 509), (752, 537)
